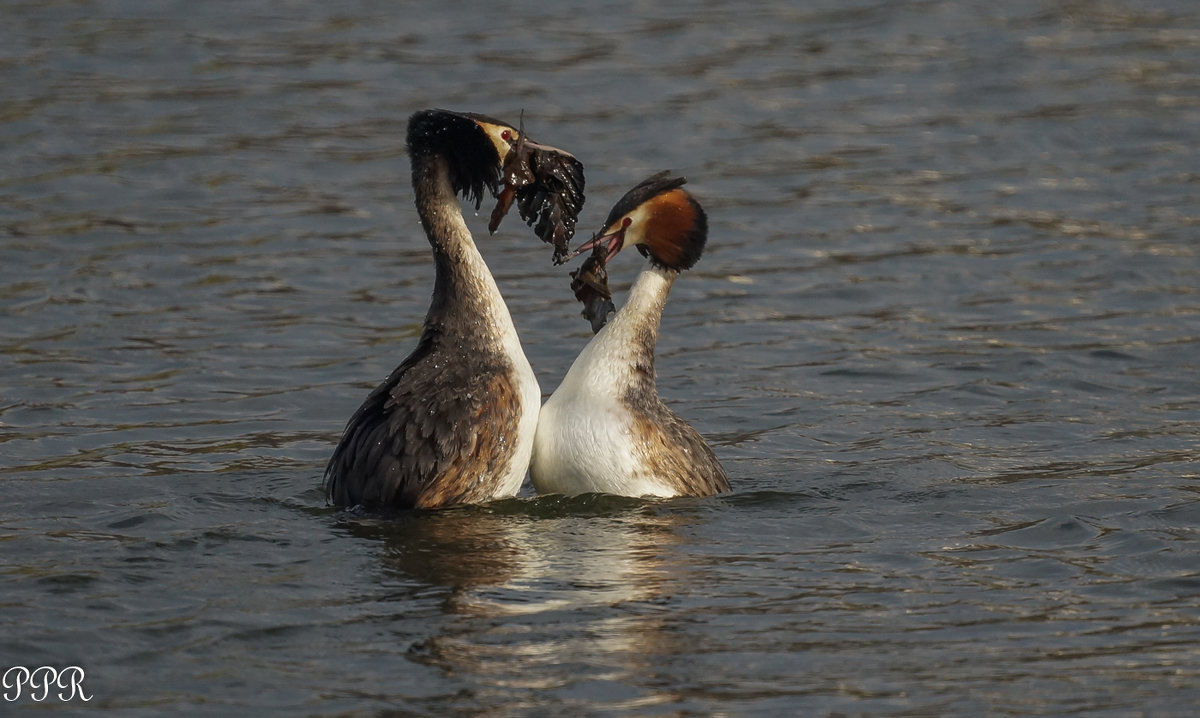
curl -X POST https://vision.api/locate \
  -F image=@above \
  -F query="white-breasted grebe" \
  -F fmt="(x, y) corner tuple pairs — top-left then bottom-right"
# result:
(325, 109), (584, 510)
(531, 172), (730, 498)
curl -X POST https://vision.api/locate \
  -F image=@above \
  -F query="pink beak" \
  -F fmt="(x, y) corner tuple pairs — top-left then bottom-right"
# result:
(566, 226), (626, 265)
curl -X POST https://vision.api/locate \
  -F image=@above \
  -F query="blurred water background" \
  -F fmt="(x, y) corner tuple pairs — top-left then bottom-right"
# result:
(2, 0), (1198, 715)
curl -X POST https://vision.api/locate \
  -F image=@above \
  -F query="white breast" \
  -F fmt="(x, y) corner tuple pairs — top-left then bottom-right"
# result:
(492, 338), (540, 497)
(531, 385), (652, 496)
(531, 268), (684, 498)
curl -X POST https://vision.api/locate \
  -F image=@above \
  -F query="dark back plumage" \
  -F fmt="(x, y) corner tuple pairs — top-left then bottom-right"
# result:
(324, 333), (523, 509)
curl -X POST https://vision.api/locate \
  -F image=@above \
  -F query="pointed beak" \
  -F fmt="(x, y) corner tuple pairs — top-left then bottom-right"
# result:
(565, 226), (626, 265)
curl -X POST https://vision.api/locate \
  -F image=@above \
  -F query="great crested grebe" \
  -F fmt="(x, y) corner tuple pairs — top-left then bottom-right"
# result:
(325, 108), (583, 510)
(531, 172), (730, 498)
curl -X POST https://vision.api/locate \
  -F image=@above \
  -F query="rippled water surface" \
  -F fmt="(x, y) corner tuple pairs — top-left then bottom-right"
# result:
(3, 0), (1199, 715)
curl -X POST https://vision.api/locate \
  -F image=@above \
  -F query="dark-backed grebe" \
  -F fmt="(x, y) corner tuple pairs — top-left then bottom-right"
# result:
(531, 172), (729, 498)
(325, 109), (582, 510)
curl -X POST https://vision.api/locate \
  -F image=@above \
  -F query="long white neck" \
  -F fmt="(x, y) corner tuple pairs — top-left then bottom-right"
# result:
(558, 265), (676, 398)
(413, 155), (524, 359)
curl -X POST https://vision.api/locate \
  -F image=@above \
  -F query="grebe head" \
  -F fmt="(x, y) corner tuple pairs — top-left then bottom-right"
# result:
(406, 109), (513, 209)
(405, 109), (585, 259)
(570, 171), (708, 272)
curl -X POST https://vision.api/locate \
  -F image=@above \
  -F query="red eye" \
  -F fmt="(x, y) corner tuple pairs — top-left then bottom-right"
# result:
(501, 130), (512, 141)
(622, 217), (632, 228)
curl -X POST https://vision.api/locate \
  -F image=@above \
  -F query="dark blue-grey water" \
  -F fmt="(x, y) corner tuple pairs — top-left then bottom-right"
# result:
(3, 0), (1199, 715)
